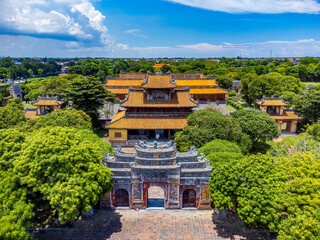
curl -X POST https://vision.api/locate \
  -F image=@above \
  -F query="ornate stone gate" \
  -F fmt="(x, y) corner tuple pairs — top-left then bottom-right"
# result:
(102, 141), (212, 209)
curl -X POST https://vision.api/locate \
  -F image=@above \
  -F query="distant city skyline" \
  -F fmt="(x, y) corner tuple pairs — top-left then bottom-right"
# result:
(1, 0), (320, 58)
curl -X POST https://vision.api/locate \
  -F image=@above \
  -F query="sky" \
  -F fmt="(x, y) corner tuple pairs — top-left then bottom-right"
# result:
(0, 0), (320, 58)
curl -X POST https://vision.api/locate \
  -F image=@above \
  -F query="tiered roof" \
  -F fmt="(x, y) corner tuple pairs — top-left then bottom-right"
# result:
(141, 75), (177, 89)
(120, 89), (197, 108)
(33, 96), (64, 106)
(256, 97), (288, 106)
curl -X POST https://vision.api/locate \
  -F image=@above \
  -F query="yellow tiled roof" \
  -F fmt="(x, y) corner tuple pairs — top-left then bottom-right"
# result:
(256, 99), (288, 106)
(141, 75), (176, 89)
(175, 80), (218, 87)
(106, 80), (144, 87)
(24, 110), (38, 119)
(110, 111), (126, 123)
(171, 73), (204, 79)
(107, 116), (188, 129)
(119, 73), (146, 79)
(106, 88), (129, 94)
(190, 88), (228, 94)
(33, 99), (64, 106)
(272, 111), (303, 120)
(121, 90), (197, 108)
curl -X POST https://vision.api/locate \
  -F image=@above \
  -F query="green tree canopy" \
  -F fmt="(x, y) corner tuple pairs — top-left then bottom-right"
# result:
(232, 109), (280, 149)
(174, 109), (252, 153)
(64, 76), (116, 115)
(0, 98), (26, 129)
(23, 109), (92, 131)
(216, 76), (233, 89)
(0, 126), (113, 238)
(295, 85), (320, 124)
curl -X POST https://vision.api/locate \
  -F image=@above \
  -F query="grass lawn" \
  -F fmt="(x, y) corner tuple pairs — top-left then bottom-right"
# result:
(222, 104), (236, 111)
(23, 103), (37, 109)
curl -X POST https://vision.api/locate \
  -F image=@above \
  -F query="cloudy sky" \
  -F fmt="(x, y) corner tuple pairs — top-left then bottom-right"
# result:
(1, 0), (320, 58)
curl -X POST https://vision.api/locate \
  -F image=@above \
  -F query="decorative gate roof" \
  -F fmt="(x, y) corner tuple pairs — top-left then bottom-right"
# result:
(103, 141), (212, 209)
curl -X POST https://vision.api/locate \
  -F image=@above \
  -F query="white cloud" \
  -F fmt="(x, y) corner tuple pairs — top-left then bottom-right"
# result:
(166, 0), (320, 14)
(125, 29), (149, 38)
(0, 0), (109, 44)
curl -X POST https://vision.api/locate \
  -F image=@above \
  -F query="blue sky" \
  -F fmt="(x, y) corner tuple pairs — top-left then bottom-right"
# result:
(1, 0), (320, 57)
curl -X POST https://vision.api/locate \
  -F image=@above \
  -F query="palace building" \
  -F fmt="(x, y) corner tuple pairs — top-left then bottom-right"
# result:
(256, 96), (302, 133)
(106, 74), (198, 146)
(101, 141), (212, 209)
(24, 96), (64, 120)
(106, 72), (228, 101)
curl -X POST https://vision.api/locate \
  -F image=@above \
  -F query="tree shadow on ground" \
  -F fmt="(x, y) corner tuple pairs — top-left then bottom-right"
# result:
(212, 210), (277, 240)
(32, 209), (122, 240)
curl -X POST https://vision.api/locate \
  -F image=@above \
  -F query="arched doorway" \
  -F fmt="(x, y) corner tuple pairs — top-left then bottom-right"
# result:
(115, 189), (129, 207)
(183, 189), (196, 208)
(147, 186), (164, 208)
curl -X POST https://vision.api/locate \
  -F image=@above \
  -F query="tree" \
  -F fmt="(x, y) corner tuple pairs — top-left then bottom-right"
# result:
(216, 76), (233, 89)
(37, 68), (44, 75)
(174, 109), (252, 153)
(112, 60), (129, 74)
(0, 98), (26, 129)
(306, 120), (320, 141)
(27, 69), (33, 77)
(64, 76), (116, 115)
(23, 109), (92, 131)
(232, 109), (280, 150)
(40, 75), (72, 98)
(198, 139), (244, 163)
(160, 64), (172, 73)
(295, 85), (320, 124)
(97, 70), (106, 83)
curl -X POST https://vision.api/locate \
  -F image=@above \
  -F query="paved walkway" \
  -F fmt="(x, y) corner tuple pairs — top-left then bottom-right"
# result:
(33, 209), (276, 240)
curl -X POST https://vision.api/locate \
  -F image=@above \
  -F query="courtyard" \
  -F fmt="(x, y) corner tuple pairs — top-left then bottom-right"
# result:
(33, 209), (276, 240)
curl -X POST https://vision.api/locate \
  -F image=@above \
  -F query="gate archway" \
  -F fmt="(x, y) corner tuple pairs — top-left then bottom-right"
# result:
(182, 189), (196, 208)
(115, 189), (129, 207)
(147, 186), (164, 208)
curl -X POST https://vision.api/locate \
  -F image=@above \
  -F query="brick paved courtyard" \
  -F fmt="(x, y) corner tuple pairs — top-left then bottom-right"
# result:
(33, 209), (276, 240)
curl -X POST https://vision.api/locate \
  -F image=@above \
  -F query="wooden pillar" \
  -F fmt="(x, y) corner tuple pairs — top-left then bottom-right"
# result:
(290, 120), (298, 133)
(277, 121), (283, 132)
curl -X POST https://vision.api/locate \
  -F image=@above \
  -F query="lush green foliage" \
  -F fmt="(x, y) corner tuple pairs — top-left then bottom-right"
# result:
(209, 131), (320, 239)
(296, 85), (320, 124)
(232, 109), (280, 147)
(64, 76), (116, 114)
(174, 109), (252, 153)
(0, 98), (26, 129)
(216, 76), (233, 89)
(306, 120), (320, 141)
(198, 139), (244, 163)
(0, 126), (113, 238)
(23, 109), (92, 131)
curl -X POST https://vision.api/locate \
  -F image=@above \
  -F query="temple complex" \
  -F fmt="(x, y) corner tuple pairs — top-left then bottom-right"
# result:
(101, 141), (212, 209)
(256, 96), (302, 133)
(106, 74), (198, 146)
(24, 96), (64, 120)
(106, 72), (228, 101)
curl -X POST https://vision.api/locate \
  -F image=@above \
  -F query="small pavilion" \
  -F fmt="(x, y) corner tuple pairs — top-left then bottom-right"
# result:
(24, 96), (64, 120)
(256, 96), (302, 133)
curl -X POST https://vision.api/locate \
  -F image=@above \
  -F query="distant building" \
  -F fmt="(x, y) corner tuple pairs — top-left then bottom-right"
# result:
(10, 84), (23, 101)
(256, 96), (302, 133)
(153, 63), (171, 70)
(24, 96), (64, 120)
